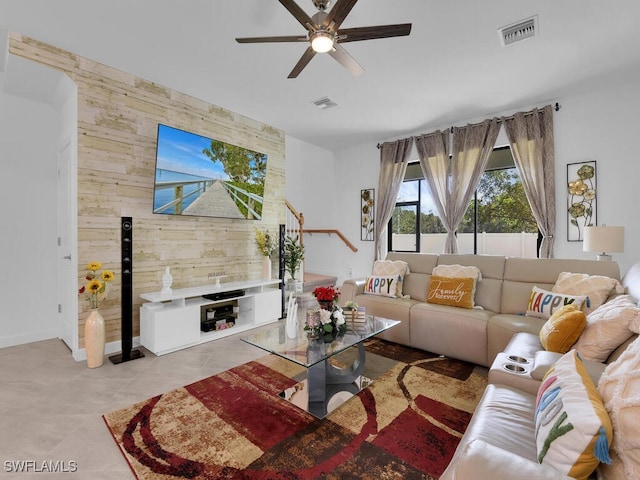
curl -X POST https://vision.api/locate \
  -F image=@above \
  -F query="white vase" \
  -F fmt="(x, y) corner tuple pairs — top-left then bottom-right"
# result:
(262, 256), (271, 279)
(161, 266), (173, 295)
(85, 309), (105, 368)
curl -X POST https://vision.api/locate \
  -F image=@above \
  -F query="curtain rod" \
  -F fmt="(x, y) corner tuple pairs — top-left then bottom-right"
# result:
(376, 102), (561, 149)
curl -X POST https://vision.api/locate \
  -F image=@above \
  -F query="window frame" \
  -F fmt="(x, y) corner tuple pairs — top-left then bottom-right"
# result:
(387, 200), (421, 252)
(388, 147), (541, 256)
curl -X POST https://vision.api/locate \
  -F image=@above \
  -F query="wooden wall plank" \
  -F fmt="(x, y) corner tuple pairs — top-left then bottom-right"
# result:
(9, 33), (286, 350)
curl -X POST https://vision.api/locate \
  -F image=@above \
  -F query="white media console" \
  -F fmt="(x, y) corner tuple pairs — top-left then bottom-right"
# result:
(139, 279), (282, 355)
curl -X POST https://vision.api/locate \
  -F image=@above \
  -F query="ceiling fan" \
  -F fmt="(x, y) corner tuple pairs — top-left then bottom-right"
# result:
(236, 0), (412, 78)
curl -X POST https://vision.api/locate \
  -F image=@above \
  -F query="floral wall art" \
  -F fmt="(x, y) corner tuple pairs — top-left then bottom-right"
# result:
(361, 189), (375, 241)
(567, 161), (597, 241)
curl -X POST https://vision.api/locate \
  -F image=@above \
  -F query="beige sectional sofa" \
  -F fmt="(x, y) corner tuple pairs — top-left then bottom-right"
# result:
(341, 253), (639, 479)
(339, 252), (620, 367)
(441, 263), (640, 480)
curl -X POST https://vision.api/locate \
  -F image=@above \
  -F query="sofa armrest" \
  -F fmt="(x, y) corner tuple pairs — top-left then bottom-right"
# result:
(532, 350), (608, 384)
(440, 439), (572, 480)
(339, 279), (366, 304)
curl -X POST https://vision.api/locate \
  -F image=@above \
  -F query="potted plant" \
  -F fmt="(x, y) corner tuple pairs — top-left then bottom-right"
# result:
(284, 235), (305, 290)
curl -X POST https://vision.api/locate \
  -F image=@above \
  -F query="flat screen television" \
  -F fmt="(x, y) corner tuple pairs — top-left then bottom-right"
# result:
(152, 124), (268, 219)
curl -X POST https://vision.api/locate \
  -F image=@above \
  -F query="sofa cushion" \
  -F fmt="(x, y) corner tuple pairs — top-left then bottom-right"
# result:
(440, 438), (574, 480)
(410, 302), (493, 366)
(535, 350), (612, 480)
(539, 304), (587, 354)
(501, 257), (620, 315)
(597, 336), (640, 480)
(426, 275), (476, 309)
(372, 259), (410, 297)
(352, 293), (416, 346)
(433, 263), (482, 281)
(552, 272), (624, 315)
(436, 254), (505, 312)
(363, 275), (399, 298)
(386, 251), (438, 275)
(527, 286), (589, 319)
(453, 383), (539, 462)
(402, 272), (431, 302)
(573, 294), (640, 362)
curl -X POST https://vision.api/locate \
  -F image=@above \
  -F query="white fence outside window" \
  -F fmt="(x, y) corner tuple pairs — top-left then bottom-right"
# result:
(392, 232), (539, 258)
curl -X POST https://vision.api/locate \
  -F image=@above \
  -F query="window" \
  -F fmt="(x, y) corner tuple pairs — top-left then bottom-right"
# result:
(388, 147), (539, 257)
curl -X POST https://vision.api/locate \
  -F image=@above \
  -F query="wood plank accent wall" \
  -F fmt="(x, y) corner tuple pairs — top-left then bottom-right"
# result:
(9, 33), (286, 349)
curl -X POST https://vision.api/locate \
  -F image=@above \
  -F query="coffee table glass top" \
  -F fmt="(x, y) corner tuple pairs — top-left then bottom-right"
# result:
(240, 316), (399, 368)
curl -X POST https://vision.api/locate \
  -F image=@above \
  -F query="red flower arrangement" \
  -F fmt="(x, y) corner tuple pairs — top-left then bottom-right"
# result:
(312, 286), (340, 302)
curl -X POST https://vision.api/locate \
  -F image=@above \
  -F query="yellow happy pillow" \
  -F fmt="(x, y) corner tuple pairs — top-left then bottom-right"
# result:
(539, 304), (587, 353)
(426, 275), (476, 309)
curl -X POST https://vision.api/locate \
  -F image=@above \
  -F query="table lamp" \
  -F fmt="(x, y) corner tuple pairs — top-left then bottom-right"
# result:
(583, 225), (624, 261)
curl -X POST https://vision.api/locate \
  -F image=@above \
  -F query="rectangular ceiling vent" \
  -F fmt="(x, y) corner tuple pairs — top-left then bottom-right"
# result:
(499, 15), (538, 46)
(312, 96), (338, 110)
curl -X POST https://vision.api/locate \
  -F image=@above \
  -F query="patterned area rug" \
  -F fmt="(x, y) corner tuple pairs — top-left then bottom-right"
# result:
(103, 340), (487, 479)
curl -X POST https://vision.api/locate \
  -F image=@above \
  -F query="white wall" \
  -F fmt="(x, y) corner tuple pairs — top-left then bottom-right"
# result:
(553, 70), (640, 275)
(0, 90), (59, 347)
(286, 137), (379, 285)
(291, 69), (640, 283)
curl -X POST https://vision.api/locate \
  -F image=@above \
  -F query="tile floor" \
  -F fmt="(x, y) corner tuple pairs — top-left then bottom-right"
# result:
(0, 323), (277, 479)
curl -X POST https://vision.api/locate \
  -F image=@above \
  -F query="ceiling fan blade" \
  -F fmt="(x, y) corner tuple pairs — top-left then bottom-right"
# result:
(279, 0), (317, 31)
(236, 35), (308, 44)
(288, 46), (316, 78)
(323, 0), (358, 30)
(328, 44), (364, 76)
(338, 23), (412, 42)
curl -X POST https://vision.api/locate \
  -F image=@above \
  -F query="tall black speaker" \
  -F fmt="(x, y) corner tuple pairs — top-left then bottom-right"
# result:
(110, 217), (144, 364)
(279, 224), (286, 319)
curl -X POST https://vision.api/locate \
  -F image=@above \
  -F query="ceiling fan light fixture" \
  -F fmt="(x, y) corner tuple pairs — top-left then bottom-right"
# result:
(310, 31), (334, 53)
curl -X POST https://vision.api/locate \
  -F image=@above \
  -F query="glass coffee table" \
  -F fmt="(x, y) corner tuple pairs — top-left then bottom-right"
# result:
(241, 315), (399, 418)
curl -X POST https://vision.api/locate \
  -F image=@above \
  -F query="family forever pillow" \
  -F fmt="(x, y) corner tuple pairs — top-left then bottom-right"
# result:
(527, 286), (589, 319)
(426, 275), (476, 309)
(364, 275), (399, 298)
(372, 260), (409, 298)
(535, 350), (612, 480)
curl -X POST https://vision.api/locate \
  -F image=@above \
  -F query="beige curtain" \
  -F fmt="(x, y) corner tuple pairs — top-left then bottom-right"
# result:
(502, 105), (555, 258)
(375, 138), (413, 260)
(415, 119), (500, 253)
(414, 129), (450, 243)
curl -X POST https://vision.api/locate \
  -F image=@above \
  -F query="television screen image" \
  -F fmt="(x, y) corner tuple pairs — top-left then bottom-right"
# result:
(153, 124), (268, 219)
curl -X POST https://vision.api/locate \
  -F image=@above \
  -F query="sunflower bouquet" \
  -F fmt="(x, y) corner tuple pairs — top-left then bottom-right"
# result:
(78, 262), (115, 309)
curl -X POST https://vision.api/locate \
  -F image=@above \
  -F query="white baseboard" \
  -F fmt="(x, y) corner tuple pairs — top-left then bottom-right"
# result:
(74, 336), (141, 362)
(0, 329), (59, 349)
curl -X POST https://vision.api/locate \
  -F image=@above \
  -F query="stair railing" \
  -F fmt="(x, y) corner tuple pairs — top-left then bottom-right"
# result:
(285, 200), (358, 252)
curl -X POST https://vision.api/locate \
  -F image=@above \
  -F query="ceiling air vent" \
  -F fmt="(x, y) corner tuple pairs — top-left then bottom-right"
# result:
(498, 15), (538, 46)
(312, 96), (338, 110)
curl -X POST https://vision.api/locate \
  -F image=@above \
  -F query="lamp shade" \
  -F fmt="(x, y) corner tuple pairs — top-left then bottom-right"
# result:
(583, 226), (625, 254)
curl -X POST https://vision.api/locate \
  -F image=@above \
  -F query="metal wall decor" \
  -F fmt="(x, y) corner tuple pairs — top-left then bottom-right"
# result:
(361, 189), (375, 241)
(567, 161), (597, 242)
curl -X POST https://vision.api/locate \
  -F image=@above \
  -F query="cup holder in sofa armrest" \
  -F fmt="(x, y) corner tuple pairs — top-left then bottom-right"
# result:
(503, 363), (527, 374)
(506, 355), (530, 364)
